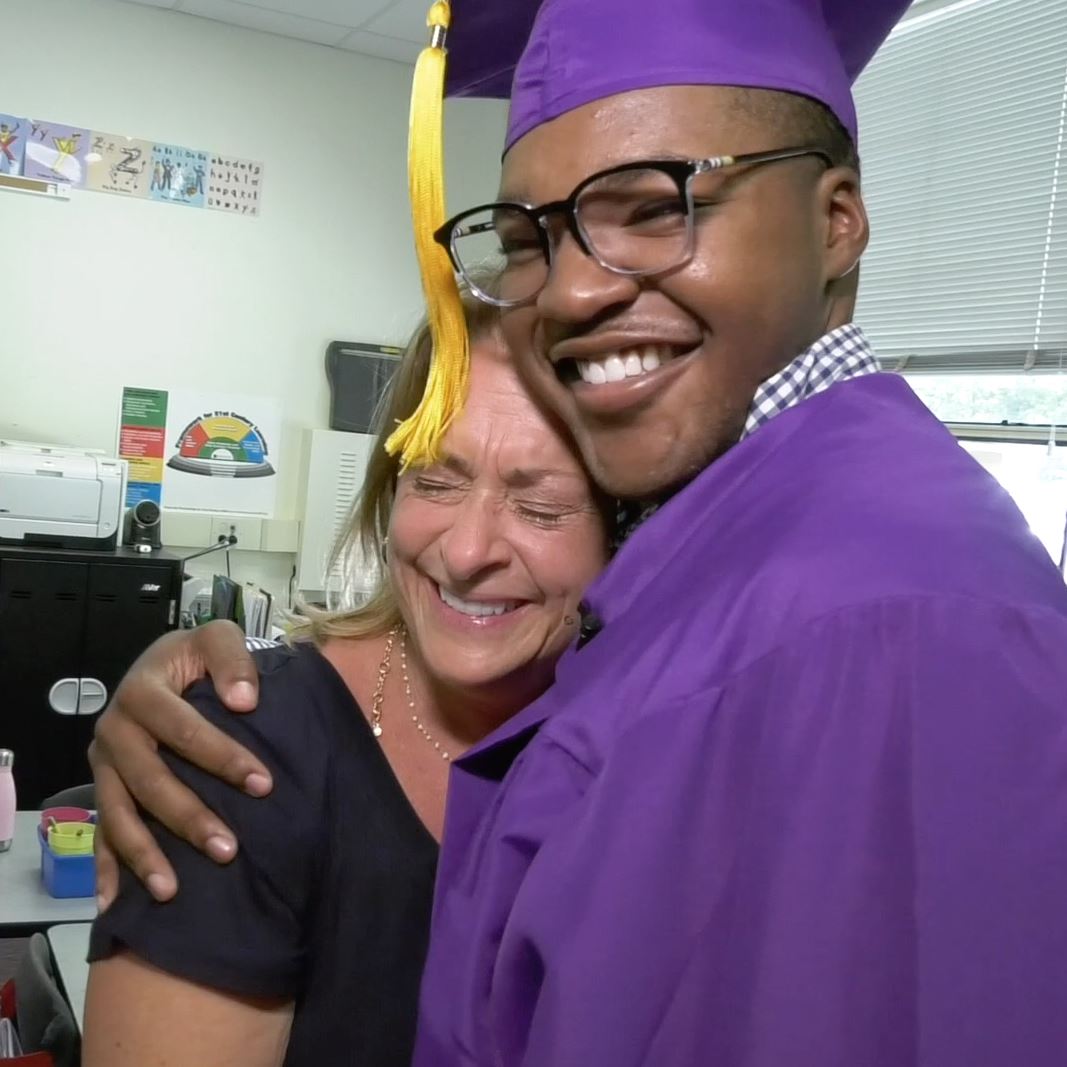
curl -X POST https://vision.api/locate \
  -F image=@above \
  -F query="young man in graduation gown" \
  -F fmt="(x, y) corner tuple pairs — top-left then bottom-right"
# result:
(403, 0), (1067, 1063)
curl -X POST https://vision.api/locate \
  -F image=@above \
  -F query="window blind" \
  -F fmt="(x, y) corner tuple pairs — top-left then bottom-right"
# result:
(853, 0), (1067, 373)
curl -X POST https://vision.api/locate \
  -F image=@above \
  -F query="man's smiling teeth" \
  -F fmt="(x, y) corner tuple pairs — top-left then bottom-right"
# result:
(577, 345), (669, 385)
(439, 585), (517, 617)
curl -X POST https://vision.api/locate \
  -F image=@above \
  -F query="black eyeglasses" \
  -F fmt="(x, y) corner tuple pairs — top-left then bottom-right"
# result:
(435, 146), (832, 308)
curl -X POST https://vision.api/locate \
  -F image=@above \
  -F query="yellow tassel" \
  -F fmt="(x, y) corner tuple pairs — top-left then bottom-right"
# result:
(385, 0), (469, 470)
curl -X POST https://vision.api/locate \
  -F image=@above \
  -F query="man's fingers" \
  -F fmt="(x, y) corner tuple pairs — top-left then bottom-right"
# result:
(193, 620), (261, 712)
(93, 828), (121, 912)
(113, 676), (271, 794)
(93, 760), (178, 902)
(99, 718), (239, 863)
(160, 691), (269, 794)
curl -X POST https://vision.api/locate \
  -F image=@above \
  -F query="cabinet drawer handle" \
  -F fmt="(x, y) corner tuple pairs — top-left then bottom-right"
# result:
(48, 678), (109, 716)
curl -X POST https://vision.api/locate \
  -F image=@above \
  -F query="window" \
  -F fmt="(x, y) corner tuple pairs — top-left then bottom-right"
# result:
(854, 0), (1067, 370)
(893, 373), (1067, 565)
(956, 437), (1067, 565)
(853, 0), (1067, 567)
(907, 373), (1067, 425)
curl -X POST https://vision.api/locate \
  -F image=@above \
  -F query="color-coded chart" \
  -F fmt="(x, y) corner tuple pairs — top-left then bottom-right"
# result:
(168, 412), (274, 477)
(119, 387), (168, 506)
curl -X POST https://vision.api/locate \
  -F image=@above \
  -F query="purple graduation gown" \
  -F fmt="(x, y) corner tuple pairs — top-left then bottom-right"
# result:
(415, 373), (1067, 1067)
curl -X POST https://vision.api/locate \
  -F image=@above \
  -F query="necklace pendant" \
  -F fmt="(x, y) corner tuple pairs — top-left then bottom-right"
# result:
(372, 724), (383, 738)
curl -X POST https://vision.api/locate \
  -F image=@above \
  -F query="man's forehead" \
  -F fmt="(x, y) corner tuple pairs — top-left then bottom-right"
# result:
(497, 85), (761, 200)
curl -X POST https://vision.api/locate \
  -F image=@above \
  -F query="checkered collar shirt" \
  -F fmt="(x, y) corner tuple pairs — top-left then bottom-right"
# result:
(741, 323), (880, 440)
(608, 324), (881, 555)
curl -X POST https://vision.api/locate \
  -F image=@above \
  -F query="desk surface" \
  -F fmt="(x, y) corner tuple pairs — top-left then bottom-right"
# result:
(0, 812), (97, 928)
(47, 922), (91, 1034)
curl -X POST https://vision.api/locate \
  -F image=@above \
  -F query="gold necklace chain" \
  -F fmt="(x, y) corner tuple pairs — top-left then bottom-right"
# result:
(369, 625), (451, 761)
(368, 628), (394, 739)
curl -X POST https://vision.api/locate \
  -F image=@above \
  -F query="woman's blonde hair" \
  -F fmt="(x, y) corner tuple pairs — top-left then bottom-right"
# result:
(290, 284), (502, 645)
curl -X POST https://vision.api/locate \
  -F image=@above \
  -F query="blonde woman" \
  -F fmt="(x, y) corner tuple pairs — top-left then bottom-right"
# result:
(83, 293), (609, 1067)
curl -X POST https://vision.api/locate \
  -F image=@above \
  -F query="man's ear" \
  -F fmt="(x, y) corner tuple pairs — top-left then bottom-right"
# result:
(819, 166), (869, 283)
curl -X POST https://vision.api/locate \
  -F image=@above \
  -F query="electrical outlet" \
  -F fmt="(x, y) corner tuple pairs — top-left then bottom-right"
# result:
(209, 516), (262, 551)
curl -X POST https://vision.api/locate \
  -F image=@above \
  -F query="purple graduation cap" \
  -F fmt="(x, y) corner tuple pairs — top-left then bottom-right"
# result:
(446, 0), (913, 149)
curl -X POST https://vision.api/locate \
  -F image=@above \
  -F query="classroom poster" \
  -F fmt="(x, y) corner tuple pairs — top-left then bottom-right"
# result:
(207, 154), (264, 217)
(119, 387), (168, 506)
(86, 132), (153, 197)
(149, 143), (209, 207)
(24, 119), (90, 185)
(163, 390), (280, 516)
(0, 114), (26, 175)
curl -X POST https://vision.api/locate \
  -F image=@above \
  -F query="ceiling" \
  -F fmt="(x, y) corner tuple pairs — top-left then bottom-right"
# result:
(117, 0), (941, 67)
(116, 0), (430, 64)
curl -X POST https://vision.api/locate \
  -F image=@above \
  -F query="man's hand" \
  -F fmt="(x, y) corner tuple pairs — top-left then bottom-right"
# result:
(91, 621), (272, 908)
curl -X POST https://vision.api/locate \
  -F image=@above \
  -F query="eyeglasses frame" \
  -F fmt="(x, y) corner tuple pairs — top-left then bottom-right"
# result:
(434, 146), (834, 308)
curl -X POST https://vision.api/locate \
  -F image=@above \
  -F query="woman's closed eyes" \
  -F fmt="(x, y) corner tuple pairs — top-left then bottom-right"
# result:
(413, 476), (585, 527)
(412, 475), (465, 497)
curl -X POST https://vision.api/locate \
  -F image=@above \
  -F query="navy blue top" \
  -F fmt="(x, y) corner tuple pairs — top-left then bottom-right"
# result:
(90, 641), (438, 1066)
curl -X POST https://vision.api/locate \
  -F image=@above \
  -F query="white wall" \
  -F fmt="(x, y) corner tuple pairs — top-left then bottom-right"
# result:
(0, 0), (506, 604)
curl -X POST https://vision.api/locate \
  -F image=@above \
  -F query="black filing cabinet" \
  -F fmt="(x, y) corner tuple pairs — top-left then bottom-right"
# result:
(0, 545), (183, 806)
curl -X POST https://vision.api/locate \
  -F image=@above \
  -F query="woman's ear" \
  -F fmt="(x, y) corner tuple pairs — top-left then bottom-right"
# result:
(819, 166), (869, 283)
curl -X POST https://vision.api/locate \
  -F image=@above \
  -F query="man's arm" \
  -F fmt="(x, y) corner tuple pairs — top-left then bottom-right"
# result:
(84, 953), (294, 1067)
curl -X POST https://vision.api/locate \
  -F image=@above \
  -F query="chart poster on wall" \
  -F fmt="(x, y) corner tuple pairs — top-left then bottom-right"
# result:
(163, 390), (280, 516)
(149, 144), (209, 207)
(207, 154), (264, 217)
(0, 115), (26, 176)
(24, 119), (90, 185)
(118, 387), (168, 507)
(86, 132), (153, 198)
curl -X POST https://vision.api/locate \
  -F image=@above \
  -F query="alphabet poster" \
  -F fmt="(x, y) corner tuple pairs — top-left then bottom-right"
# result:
(149, 143), (209, 207)
(86, 132), (153, 197)
(207, 154), (264, 217)
(24, 119), (90, 185)
(0, 114), (25, 175)
(2, 104), (263, 213)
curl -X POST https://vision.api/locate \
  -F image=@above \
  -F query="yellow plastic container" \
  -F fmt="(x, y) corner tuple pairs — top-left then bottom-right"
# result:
(47, 820), (95, 856)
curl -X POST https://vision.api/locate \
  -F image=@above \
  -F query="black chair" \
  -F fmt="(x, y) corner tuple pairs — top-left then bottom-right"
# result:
(40, 784), (95, 810)
(13, 934), (80, 1067)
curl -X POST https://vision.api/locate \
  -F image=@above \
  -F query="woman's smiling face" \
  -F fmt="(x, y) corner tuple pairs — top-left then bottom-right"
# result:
(388, 333), (609, 709)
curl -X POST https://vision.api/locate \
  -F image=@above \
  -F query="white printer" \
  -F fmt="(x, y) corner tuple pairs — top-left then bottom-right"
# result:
(0, 440), (128, 550)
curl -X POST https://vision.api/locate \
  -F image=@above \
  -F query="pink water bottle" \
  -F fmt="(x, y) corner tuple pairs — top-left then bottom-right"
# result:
(0, 750), (15, 853)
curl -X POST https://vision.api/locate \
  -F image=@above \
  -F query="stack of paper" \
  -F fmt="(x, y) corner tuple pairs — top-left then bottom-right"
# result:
(242, 585), (274, 640)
